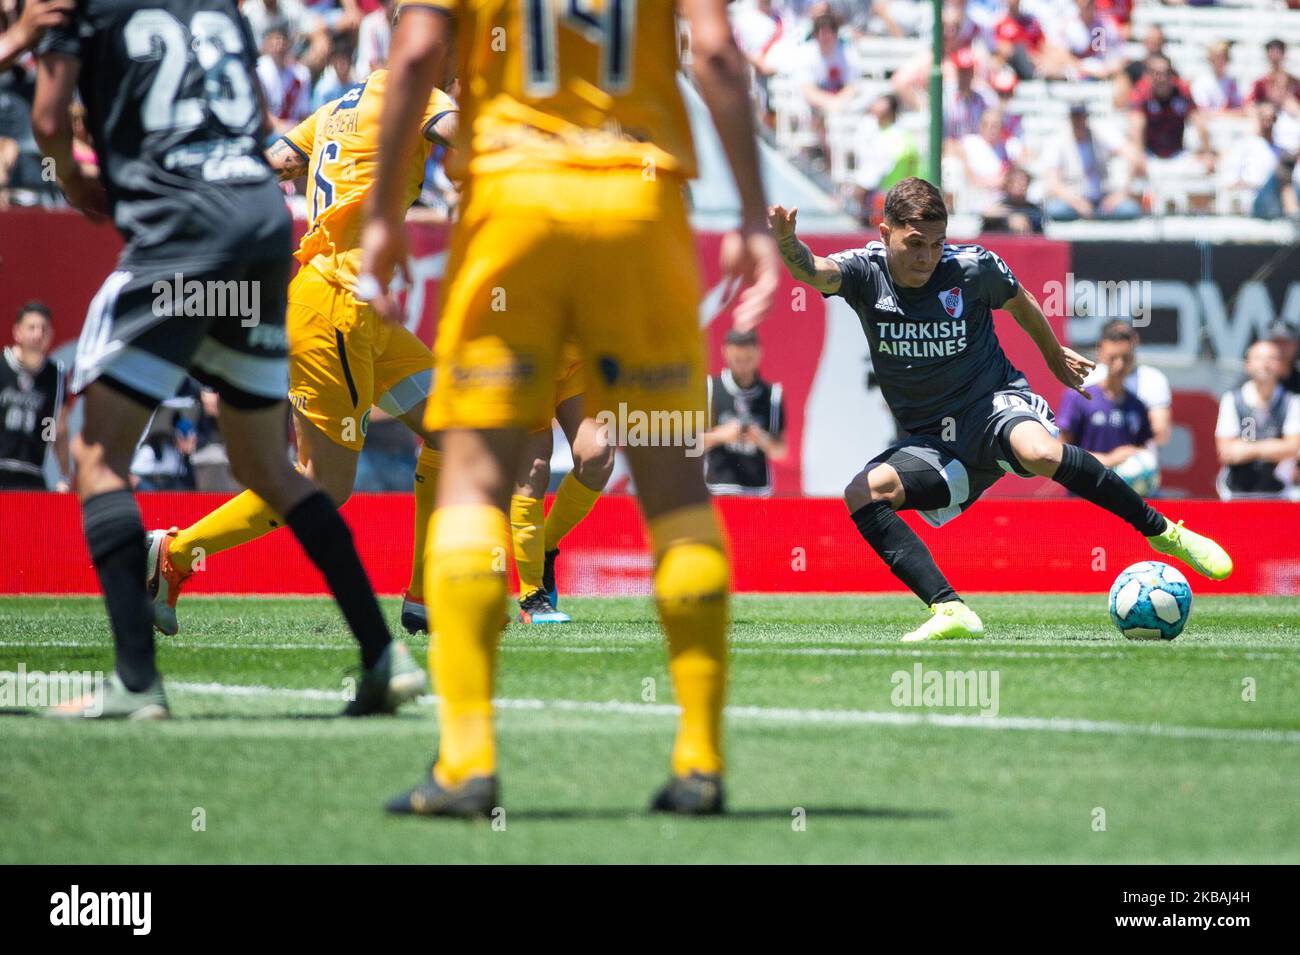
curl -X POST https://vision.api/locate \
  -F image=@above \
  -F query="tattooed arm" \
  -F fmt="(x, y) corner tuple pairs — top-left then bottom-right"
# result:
(265, 138), (309, 181)
(768, 204), (842, 294)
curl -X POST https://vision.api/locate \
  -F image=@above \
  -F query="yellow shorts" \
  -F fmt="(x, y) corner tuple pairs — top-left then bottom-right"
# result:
(426, 168), (704, 433)
(288, 265), (432, 451)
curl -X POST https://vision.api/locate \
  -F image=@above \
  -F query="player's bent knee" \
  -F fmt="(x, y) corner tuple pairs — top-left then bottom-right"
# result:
(845, 465), (903, 512)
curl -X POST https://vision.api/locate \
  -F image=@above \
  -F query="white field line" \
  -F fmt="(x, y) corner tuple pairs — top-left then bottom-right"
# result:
(1, 639), (1294, 662)
(166, 680), (1300, 745)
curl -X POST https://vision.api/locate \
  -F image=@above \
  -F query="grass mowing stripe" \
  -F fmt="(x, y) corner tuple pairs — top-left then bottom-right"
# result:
(3, 639), (1294, 662)
(161, 680), (1300, 745)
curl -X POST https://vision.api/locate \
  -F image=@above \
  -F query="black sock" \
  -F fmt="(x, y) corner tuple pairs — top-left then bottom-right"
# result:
(286, 492), (391, 668)
(82, 490), (155, 692)
(1052, 444), (1166, 537)
(851, 501), (959, 605)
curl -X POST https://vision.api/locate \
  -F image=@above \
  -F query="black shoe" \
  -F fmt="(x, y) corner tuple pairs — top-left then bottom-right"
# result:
(342, 641), (427, 716)
(517, 588), (570, 624)
(649, 771), (726, 815)
(385, 769), (499, 819)
(542, 547), (560, 607)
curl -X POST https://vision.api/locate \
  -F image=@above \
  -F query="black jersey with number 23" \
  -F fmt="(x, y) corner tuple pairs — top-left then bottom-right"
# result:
(39, 0), (285, 268)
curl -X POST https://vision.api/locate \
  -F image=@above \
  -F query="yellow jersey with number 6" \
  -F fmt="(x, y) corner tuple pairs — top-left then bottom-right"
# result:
(282, 69), (457, 295)
(395, 0), (696, 180)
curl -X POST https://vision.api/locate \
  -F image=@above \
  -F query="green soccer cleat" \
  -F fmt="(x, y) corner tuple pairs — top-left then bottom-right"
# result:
(649, 771), (726, 816)
(542, 547), (560, 607)
(517, 588), (570, 624)
(47, 672), (170, 720)
(900, 600), (985, 643)
(342, 641), (427, 716)
(385, 769), (499, 819)
(1147, 519), (1233, 581)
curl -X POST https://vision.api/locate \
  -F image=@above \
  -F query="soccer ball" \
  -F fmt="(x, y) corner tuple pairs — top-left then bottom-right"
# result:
(1114, 447), (1160, 497)
(1108, 561), (1193, 640)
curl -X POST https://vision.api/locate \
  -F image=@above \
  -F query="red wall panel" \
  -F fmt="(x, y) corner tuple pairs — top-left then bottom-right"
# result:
(0, 493), (1292, 599)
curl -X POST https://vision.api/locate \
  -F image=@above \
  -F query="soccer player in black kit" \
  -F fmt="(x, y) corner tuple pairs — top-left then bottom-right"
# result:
(31, 0), (424, 716)
(772, 178), (1232, 641)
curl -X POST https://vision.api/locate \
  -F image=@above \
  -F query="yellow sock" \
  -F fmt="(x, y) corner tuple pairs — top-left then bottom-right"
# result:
(407, 446), (442, 599)
(649, 504), (731, 777)
(543, 471), (602, 551)
(168, 490), (283, 575)
(510, 494), (544, 598)
(428, 504), (508, 786)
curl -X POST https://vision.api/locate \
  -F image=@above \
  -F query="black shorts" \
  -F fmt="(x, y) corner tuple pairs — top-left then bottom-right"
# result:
(865, 383), (1058, 527)
(71, 254), (291, 411)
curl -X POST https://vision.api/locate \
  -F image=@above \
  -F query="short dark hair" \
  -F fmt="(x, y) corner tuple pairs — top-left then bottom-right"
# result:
(883, 177), (948, 227)
(15, 301), (52, 326)
(725, 328), (759, 348)
(1266, 38), (1286, 54)
(1099, 319), (1137, 344)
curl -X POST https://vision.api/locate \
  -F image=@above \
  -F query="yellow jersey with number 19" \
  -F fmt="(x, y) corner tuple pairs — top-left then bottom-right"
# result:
(394, 0), (696, 181)
(281, 69), (457, 296)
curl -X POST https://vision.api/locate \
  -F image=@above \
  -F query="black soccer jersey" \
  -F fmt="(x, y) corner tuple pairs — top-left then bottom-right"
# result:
(39, 0), (285, 268)
(705, 369), (784, 495)
(827, 241), (1024, 433)
(0, 347), (64, 486)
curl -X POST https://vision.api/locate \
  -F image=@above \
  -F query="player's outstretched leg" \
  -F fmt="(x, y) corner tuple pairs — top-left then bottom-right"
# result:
(1007, 421), (1233, 580)
(623, 444), (730, 815)
(844, 462), (985, 642)
(220, 400), (426, 715)
(511, 426), (570, 624)
(385, 427), (522, 819)
(542, 396), (615, 607)
(54, 382), (170, 719)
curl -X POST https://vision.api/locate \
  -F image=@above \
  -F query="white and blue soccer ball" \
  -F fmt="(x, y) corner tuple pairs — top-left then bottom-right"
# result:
(1114, 447), (1161, 497)
(1108, 561), (1193, 640)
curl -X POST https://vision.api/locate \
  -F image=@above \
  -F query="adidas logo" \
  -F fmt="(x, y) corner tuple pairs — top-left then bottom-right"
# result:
(875, 294), (901, 314)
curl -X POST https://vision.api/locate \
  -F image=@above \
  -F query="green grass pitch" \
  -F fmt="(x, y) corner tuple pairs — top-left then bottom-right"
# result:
(2, 594), (1298, 863)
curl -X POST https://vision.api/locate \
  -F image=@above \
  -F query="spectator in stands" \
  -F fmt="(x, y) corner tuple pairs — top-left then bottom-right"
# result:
(1058, 321), (1156, 491)
(957, 107), (1019, 213)
(1248, 39), (1300, 113)
(943, 47), (991, 141)
(257, 24), (313, 135)
(1222, 102), (1284, 204)
(1248, 39), (1300, 156)
(981, 165), (1044, 234)
(1215, 340), (1300, 499)
(1121, 24), (1172, 91)
(242, 0), (328, 73)
(1052, 0), (1124, 81)
(1042, 103), (1140, 220)
(703, 329), (787, 497)
(795, 4), (857, 161)
(797, 5), (856, 112)
(355, 0), (394, 78)
(850, 93), (919, 222)
(312, 34), (357, 111)
(1129, 53), (1213, 174)
(1268, 322), (1300, 393)
(1252, 151), (1300, 219)
(732, 0), (785, 124)
(992, 0), (1047, 80)
(69, 99), (97, 178)
(1191, 41), (1243, 115)
(892, 3), (972, 109)
(1082, 319), (1173, 451)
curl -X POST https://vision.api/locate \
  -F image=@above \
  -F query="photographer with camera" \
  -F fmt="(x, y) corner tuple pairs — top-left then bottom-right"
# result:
(703, 328), (787, 496)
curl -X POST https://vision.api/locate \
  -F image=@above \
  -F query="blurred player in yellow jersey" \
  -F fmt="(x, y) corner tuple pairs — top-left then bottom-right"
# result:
(510, 341), (615, 626)
(362, 0), (780, 816)
(145, 69), (459, 652)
